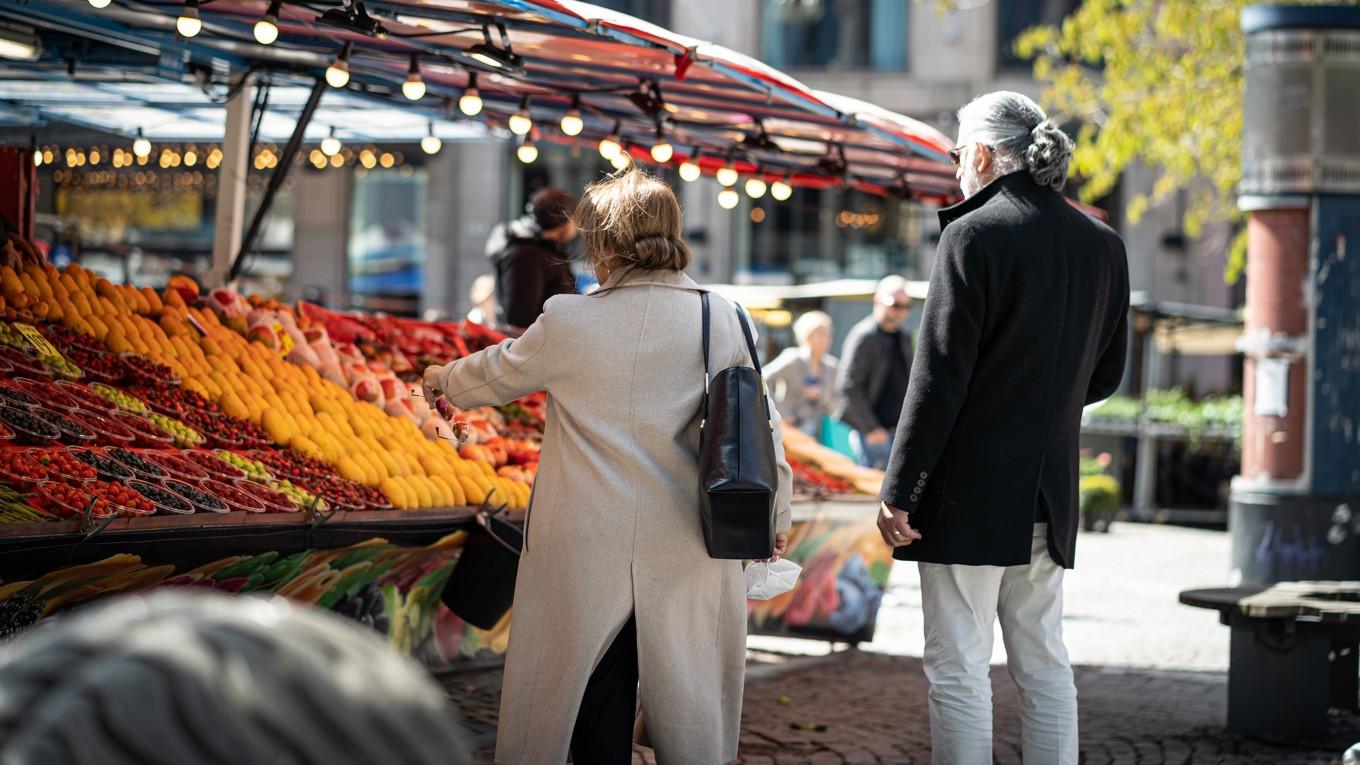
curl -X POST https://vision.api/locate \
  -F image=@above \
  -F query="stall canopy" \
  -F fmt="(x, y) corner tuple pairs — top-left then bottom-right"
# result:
(0, 0), (961, 203)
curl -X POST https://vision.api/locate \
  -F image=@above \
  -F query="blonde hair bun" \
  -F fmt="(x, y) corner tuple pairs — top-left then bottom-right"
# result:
(575, 165), (691, 274)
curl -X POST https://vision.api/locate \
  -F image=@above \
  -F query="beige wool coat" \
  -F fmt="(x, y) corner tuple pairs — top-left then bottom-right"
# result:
(433, 268), (793, 764)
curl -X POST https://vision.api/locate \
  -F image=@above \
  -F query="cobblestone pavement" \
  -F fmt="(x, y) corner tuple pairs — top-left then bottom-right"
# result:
(442, 523), (1358, 763)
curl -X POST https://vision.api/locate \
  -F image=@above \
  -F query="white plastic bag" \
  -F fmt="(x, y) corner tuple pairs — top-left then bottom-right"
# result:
(745, 558), (802, 600)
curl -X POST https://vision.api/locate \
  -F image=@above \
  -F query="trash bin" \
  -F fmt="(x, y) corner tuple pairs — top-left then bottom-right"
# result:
(441, 511), (523, 629)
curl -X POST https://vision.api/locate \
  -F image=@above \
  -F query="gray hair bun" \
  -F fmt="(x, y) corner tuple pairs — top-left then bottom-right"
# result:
(1026, 119), (1074, 191)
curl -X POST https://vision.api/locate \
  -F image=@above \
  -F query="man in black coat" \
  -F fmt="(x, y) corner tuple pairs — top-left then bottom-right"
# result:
(835, 276), (915, 468)
(486, 187), (578, 330)
(876, 92), (1129, 764)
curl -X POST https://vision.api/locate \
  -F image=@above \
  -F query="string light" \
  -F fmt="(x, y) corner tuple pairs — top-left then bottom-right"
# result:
(560, 96), (584, 137)
(176, 0), (202, 38)
(508, 96), (533, 136)
(421, 122), (442, 155)
(459, 72), (483, 116)
(771, 176), (793, 201)
(717, 188), (740, 209)
(132, 129), (152, 159)
(516, 137), (538, 164)
(359, 149), (377, 169)
(402, 55), (425, 100)
(325, 43), (351, 88)
(678, 149), (701, 182)
(88, 0), (111, 8)
(745, 177), (767, 199)
(184, 148), (197, 167)
(610, 152), (630, 171)
(321, 127), (342, 157)
(598, 122), (622, 161)
(254, 0), (281, 45)
(32, 151), (41, 167)
(716, 161), (738, 187)
(649, 127), (673, 164)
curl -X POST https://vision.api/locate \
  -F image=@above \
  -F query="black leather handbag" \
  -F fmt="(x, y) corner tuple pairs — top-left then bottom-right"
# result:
(697, 291), (778, 559)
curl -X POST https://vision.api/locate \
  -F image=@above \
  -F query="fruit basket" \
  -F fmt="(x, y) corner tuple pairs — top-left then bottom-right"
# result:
(0, 449), (49, 490)
(13, 377), (76, 409)
(202, 478), (267, 513)
(29, 480), (103, 519)
(0, 347), (50, 378)
(0, 383), (40, 409)
(69, 411), (137, 448)
(130, 385), (219, 419)
(270, 479), (328, 512)
(127, 479), (194, 516)
(72, 447), (137, 482)
(145, 413), (205, 448)
(164, 478), (230, 514)
(27, 448), (98, 484)
(109, 412), (174, 448)
(84, 479), (157, 517)
(121, 355), (180, 388)
(230, 478), (297, 514)
(32, 408), (97, 446)
(57, 345), (127, 385)
(53, 381), (121, 416)
(88, 383), (148, 414)
(106, 447), (170, 480)
(182, 450), (247, 482)
(214, 450), (274, 482)
(0, 406), (63, 446)
(142, 451), (212, 482)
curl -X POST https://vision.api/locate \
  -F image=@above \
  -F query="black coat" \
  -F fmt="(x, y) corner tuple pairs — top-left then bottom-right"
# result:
(835, 315), (915, 434)
(490, 227), (576, 330)
(881, 172), (1129, 569)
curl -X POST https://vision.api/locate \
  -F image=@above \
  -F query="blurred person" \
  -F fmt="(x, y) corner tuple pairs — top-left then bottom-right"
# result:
(766, 310), (840, 439)
(486, 187), (578, 330)
(876, 91), (1129, 765)
(0, 591), (471, 765)
(425, 166), (793, 764)
(466, 273), (497, 326)
(835, 276), (915, 468)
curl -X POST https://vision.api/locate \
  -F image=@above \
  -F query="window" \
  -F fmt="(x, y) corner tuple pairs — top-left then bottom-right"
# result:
(761, 0), (908, 72)
(591, 0), (671, 25)
(997, 0), (1080, 71)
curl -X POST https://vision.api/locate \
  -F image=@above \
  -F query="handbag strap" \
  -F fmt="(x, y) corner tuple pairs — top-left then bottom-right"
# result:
(734, 305), (772, 419)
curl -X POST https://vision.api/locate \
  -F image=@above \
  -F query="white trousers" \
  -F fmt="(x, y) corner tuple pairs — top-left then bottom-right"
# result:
(918, 524), (1078, 765)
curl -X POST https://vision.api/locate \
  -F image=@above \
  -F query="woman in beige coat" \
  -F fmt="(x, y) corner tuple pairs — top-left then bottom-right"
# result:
(425, 166), (793, 764)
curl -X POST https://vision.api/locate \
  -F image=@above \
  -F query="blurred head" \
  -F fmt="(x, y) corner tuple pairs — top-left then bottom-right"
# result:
(873, 275), (912, 332)
(793, 311), (833, 358)
(575, 165), (691, 284)
(527, 187), (578, 243)
(953, 91), (1074, 198)
(0, 592), (470, 765)
(469, 274), (496, 310)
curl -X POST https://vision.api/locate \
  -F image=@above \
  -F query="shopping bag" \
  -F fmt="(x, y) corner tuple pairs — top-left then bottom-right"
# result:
(745, 558), (802, 600)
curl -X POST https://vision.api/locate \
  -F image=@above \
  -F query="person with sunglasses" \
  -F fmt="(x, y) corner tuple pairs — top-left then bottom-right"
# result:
(876, 91), (1129, 765)
(834, 275), (915, 468)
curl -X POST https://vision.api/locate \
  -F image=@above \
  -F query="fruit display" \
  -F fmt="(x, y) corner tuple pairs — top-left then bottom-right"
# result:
(109, 412), (174, 448)
(53, 381), (121, 415)
(788, 457), (855, 498)
(107, 447), (168, 479)
(90, 382), (149, 413)
(0, 407), (62, 446)
(128, 384), (215, 418)
(146, 413), (205, 448)
(32, 409), (96, 445)
(121, 355), (178, 388)
(215, 450), (274, 481)
(782, 427), (884, 497)
(165, 479), (229, 513)
(29, 448), (98, 483)
(83, 480), (157, 516)
(0, 450), (48, 489)
(28, 481), (97, 518)
(128, 479), (194, 515)
(73, 448), (136, 482)
(267, 479), (326, 512)
(231, 479), (296, 514)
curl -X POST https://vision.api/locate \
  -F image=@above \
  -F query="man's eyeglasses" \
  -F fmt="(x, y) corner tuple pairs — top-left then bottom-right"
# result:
(948, 143), (991, 167)
(881, 299), (912, 310)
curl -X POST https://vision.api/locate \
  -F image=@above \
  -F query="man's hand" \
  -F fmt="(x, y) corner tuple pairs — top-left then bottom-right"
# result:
(866, 427), (891, 446)
(877, 502), (922, 548)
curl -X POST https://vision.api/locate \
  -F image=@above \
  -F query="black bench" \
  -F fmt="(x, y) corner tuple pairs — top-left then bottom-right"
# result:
(1181, 582), (1360, 737)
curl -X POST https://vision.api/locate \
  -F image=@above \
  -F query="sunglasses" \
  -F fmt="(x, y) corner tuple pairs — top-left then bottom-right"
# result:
(948, 143), (992, 167)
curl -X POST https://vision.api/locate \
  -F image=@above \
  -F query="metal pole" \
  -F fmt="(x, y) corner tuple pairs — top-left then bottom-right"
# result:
(209, 71), (254, 287)
(1133, 325), (1160, 518)
(227, 76), (327, 283)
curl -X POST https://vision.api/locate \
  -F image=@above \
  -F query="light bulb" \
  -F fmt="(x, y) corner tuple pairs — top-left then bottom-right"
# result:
(177, 1), (202, 38)
(716, 164), (738, 187)
(133, 135), (151, 159)
(325, 61), (349, 88)
(421, 123), (442, 155)
(516, 141), (539, 164)
(32, 151), (41, 167)
(321, 135), (342, 157)
(459, 89), (482, 116)
(508, 98), (532, 136)
(88, 0), (111, 8)
(771, 178), (793, 201)
(650, 140), (673, 164)
(254, 1), (280, 45)
(560, 110), (584, 137)
(598, 136), (621, 161)
(610, 153), (630, 170)
(717, 189), (740, 210)
(745, 177), (767, 198)
(402, 55), (424, 100)
(678, 160), (701, 182)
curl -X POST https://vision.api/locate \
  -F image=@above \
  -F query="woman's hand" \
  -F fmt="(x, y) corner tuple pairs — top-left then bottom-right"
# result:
(422, 364), (443, 391)
(759, 532), (789, 563)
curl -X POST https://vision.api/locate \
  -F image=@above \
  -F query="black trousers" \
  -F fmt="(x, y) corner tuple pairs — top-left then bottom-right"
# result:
(571, 614), (638, 763)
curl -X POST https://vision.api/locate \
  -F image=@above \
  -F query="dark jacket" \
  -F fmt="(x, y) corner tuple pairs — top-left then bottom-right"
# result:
(835, 315), (915, 434)
(486, 218), (576, 330)
(881, 172), (1129, 569)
